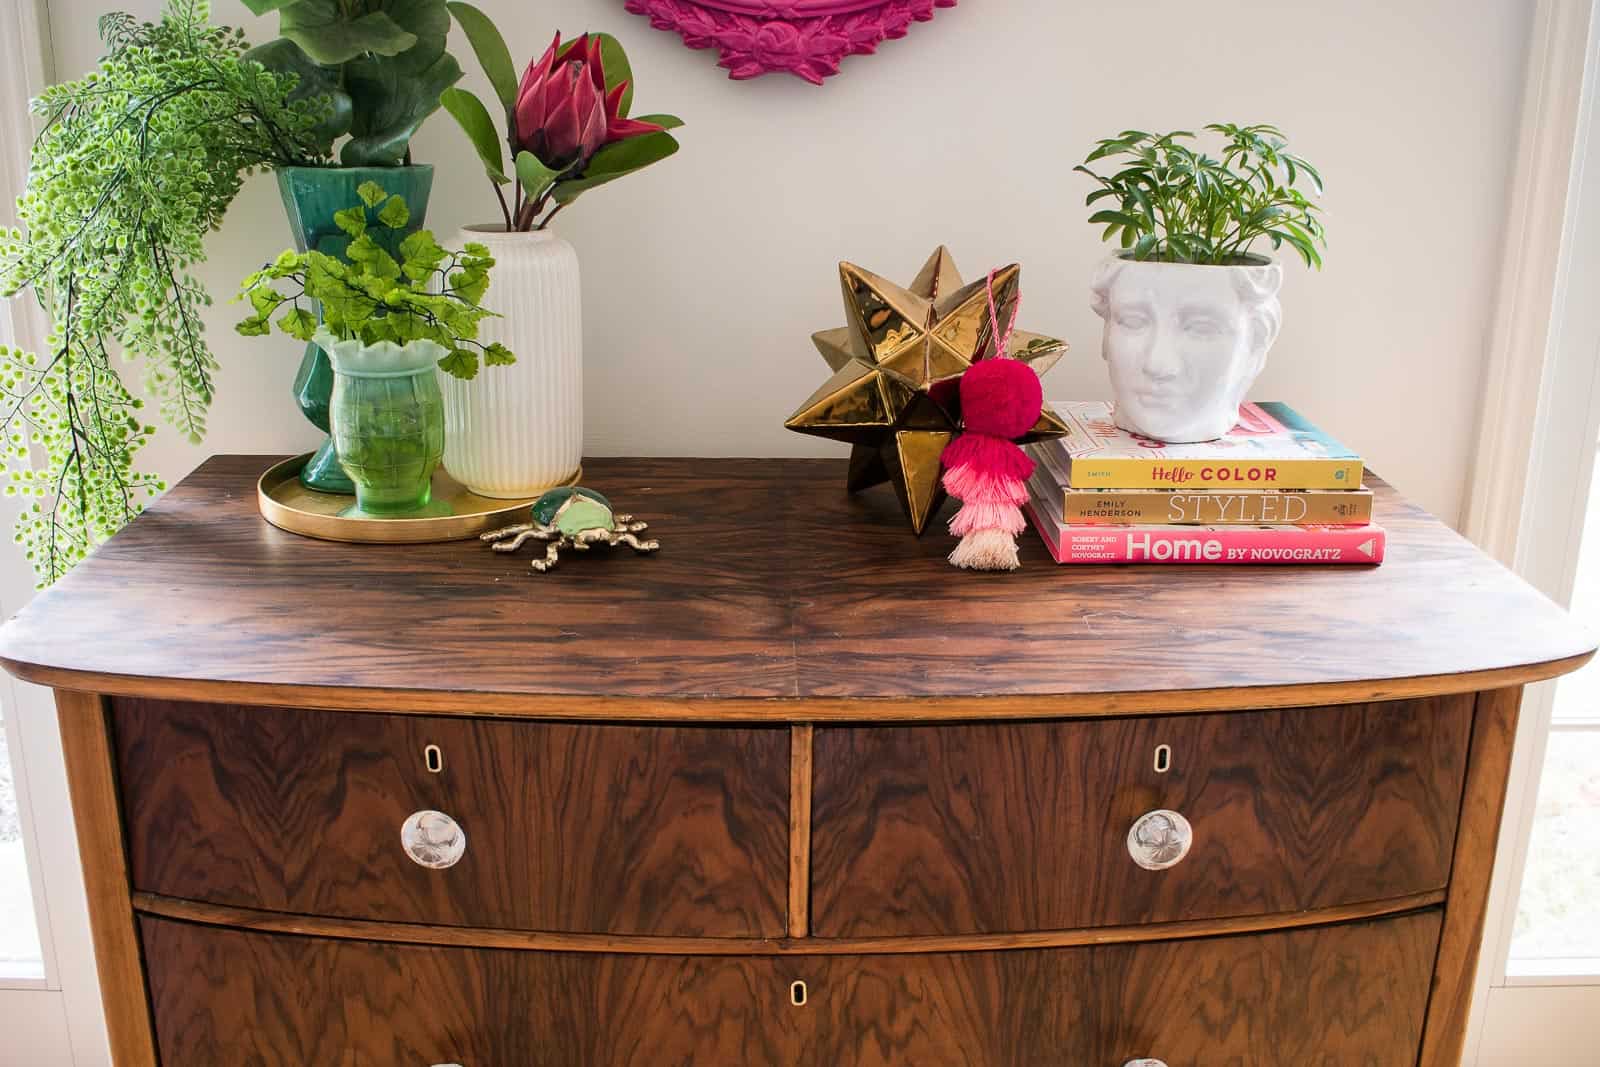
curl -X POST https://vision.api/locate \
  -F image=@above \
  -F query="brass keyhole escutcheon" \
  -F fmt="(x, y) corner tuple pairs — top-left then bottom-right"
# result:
(424, 744), (444, 774)
(790, 980), (807, 1007)
(1153, 744), (1172, 773)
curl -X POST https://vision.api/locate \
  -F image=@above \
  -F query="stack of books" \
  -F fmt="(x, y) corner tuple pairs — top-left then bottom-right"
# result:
(1023, 401), (1384, 565)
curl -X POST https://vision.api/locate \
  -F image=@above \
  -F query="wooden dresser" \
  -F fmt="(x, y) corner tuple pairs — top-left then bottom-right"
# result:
(1, 456), (1591, 1067)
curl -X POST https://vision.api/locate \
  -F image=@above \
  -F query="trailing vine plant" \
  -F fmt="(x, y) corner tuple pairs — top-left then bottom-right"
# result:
(1076, 123), (1327, 268)
(0, 0), (329, 584)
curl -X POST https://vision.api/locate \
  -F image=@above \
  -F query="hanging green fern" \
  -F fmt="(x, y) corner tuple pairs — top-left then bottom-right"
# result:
(0, 0), (329, 584)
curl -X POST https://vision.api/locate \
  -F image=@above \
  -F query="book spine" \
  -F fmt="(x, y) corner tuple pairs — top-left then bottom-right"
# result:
(1066, 457), (1364, 491)
(1060, 489), (1374, 526)
(1025, 507), (1387, 566)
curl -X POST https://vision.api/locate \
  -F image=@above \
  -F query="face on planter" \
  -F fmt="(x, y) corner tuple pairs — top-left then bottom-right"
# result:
(1092, 260), (1281, 441)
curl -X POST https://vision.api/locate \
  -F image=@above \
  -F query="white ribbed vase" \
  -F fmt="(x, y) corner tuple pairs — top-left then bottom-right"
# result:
(439, 226), (582, 498)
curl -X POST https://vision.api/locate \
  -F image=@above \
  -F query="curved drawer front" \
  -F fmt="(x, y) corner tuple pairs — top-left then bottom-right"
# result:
(139, 910), (1441, 1065)
(811, 696), (1472, 936)
(113, 699), (790, 937)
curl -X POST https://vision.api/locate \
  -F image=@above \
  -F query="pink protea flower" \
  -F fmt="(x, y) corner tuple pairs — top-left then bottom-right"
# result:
(514, 32), (666, 170)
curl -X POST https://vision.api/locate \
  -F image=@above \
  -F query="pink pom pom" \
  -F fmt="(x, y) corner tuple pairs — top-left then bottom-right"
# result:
(959, 357), (1043, 438)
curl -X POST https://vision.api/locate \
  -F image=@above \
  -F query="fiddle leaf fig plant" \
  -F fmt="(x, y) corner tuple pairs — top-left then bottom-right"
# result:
(241, 0), (463, 165)
(236, 182), (515, 379)
(1076, 123), (1327, 268)
(0, 0), (329, 585)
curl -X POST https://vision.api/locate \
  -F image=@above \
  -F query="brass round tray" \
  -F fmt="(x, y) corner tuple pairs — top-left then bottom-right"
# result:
(257, 454), (582, 544)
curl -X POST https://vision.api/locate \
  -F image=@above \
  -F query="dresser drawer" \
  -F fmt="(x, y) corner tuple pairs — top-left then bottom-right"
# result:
(139, 909), (1440, 1065)
(811, 696), (1471, 936)
(113, 699), (790, 936)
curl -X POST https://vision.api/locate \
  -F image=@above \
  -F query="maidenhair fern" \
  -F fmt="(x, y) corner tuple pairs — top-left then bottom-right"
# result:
(0, 0), (328, 584)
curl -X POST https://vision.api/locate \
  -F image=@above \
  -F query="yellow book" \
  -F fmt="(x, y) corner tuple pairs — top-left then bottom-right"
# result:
(1035, 400), (1365, 491)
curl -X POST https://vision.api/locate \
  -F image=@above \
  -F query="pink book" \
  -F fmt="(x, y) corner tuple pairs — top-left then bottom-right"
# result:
(1025, 478), (1385, 565)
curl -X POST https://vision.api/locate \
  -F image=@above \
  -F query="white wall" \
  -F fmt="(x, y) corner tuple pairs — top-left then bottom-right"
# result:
(42, 0), (1532, 524)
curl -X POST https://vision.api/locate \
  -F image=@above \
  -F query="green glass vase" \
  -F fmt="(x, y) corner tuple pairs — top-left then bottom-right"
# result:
(277, 165), (434, 494)
(322, 337), (451, 519)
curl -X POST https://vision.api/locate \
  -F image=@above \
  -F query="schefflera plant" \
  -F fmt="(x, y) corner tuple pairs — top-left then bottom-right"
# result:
(1076, 123), (1326, 267)
(236, 182), (514, 380)
(441, 5), (683, 230)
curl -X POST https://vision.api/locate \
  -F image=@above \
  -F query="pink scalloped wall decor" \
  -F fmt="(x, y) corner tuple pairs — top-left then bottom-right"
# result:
(622, 0), (958, 85)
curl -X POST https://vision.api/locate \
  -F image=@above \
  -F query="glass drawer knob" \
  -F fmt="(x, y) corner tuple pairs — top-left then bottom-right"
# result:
(1123, 1060), (1168, 1067)
(401, 810), (466, 870)
(1127, 809), (1192, 871)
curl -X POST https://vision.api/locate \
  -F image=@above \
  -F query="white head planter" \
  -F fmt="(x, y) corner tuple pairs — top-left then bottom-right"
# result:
(1089, 255), (1283, 442)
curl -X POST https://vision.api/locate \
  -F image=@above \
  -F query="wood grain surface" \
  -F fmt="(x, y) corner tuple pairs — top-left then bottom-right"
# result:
(113, 698), (790, 937)
(139, 909), (1441, 1066)
(0, 457), (1590, 717)
(811, 697), (1473, 937)
(55, 691), (158, 1067)
(1420, 687), (1523, 1067)
(132, 886), (1448, 956)
(788, 723), (813, 938)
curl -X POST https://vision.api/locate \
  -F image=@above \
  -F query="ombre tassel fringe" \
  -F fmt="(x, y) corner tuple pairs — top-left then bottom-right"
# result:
(949, 497), (1028, 537)
(942, 456), (1031, 570)
(947, 527), (1021, 571)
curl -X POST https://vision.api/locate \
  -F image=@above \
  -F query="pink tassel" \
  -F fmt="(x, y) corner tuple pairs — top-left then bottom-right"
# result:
(943, 433), (1035, 483)
(938, 269), (1045, 572)
(943, 462), (1030, 505)
(950, 501), (1027, 537)
(941, 448), (1032, 571)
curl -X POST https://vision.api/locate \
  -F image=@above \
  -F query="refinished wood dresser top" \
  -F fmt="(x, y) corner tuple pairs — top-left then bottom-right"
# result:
(0, 455), (1589, 716)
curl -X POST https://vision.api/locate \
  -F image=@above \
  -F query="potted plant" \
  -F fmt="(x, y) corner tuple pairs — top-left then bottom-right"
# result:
(0, 0), (331, 585)
(235, 182), (514, 518)
(241, 0), (464, 492)
(1076, 124), (1327, 442)
(434, 8), (683, 497)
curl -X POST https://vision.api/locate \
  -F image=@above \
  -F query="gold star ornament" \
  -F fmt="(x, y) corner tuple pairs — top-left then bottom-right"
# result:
(785, 247), (1070, 533)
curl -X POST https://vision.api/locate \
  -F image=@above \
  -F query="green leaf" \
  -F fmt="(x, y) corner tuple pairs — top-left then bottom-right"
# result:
(447, 1), (517, 116)
(357, 181), (388, 208)
(279, 307), (317, 339)
(483, 341), (515, 367)
(378, 194), (410, 229)
(449, 265), (489, 305)
(1088, 209), (1141, 229)
(630, 113), (684, 131)
(437, 347), (479, 379)
(594, 33), (633, 117)
(278, 0), (417, 65)
(243, 38), (353, 149)
(440, 87), (507, 183)
(399, 229), (447, 279)
(249, 286), (286, 315)
(381, 0), (452, 76)
(340, 50), (463, 166)
(551, 131), (679, 205)
(334, 205), (368, 238)
(346, 233), (403, 280)
(515, 150), (563, 206)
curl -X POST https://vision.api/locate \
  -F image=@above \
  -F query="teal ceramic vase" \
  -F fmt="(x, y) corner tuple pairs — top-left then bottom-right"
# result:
(277, 165), (435, 493)
(320, 333), (450, 519)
